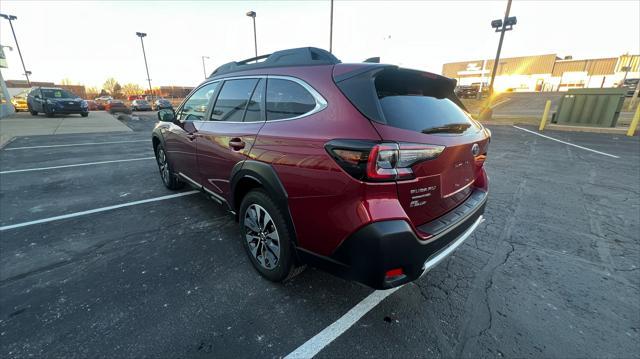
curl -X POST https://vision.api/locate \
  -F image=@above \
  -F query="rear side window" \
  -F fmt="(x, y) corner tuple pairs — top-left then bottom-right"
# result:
(211, 79), (258, 122)
(266, 79), (316, 121)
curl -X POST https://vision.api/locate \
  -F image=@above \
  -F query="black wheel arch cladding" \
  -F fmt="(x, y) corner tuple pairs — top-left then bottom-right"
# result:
(231, 160), (299, 246)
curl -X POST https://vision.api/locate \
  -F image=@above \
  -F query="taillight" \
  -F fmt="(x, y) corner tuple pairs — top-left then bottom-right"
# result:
(326, 140), (445, 182)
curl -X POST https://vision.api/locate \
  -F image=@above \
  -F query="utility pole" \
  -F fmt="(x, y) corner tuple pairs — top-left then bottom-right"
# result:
(246, 11), (257, 58)
(136, 32), (152, 96)
(0, 13), (31, 86)
(329, 0), (334, 53)
(488, 0), (516, 99)
(202, 56), (210, 79)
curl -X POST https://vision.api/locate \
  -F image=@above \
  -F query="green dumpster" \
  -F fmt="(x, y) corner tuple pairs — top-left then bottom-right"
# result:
(553, 88), (626, 127)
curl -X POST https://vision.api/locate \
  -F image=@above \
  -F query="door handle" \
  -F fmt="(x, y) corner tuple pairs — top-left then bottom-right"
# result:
(229, 138), (245, 150)
(186, 133), (197, 141)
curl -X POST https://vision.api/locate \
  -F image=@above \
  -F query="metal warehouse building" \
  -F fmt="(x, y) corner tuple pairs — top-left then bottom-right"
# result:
(442, 54), (639, 92)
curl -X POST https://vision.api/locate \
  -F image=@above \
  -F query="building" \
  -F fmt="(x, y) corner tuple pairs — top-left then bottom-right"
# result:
(158, 86), (194, 98)
(442, 54), (639, 92)
(4, 79), (86, 98)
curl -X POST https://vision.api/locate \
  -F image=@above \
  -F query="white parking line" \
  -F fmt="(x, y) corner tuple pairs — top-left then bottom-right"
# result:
(0, 191), (199, 231)
(3, 139), (149, 151)
(0, 157), (155, 174)
(512, 126), (620, 159)
(284, 287), (401, 359)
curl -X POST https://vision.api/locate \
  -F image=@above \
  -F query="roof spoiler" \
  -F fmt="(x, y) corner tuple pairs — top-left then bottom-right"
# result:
(209, 47), (341, 77)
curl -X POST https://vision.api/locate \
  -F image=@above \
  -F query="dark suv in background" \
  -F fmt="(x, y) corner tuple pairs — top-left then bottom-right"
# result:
(152, 47), (490, 289)
(27, 87), (89, 117)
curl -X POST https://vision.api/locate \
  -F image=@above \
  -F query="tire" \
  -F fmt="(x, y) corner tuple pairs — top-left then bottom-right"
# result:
(30, 110), (38, 116)
(155, 143), (184, 190)
(81, 112), (89, 117)
(45, 112), (54, 118)
(239, 190), (295, 282)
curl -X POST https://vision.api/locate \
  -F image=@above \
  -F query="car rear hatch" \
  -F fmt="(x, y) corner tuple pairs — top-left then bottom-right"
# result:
(333, 65), (489, 229)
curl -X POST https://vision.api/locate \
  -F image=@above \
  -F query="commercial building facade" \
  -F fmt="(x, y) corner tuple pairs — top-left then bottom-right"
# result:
(5, 80), (87, 99)
(442, 54), (639, 92)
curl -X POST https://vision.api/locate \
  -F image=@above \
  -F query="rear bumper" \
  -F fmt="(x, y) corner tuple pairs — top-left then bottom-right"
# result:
(298, 188), (487, 289)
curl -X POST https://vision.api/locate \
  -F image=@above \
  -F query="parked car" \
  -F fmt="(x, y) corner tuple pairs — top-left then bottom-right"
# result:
(455, 84), (489, 99)
(104, 100), (131, 114)
(27, 87), (89, 117)
(622, 78), (639, 97)
(153, 98), (173, 110)
(84, 100), (98, 111)
(128, 95), (145, 101)
(10, 92), (28, 112)
(151, 47), (490, 289)
(131, 99), (152, 111)
(94, 96), (113, 110)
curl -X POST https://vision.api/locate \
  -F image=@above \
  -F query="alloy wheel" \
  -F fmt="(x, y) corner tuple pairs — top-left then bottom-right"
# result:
(244, 204), (280, 270)
(157, 148), (170, 185)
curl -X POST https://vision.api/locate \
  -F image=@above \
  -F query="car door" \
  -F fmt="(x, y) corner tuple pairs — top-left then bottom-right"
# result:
(31, 89), (44, 112)
(196, 77), (265, 203)
(163, 81), (220, 184)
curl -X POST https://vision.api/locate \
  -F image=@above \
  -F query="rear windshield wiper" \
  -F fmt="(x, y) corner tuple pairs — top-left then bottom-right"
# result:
(421, 123), (471, 134)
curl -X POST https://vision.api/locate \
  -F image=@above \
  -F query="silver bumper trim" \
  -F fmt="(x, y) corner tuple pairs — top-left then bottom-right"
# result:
(420, 215), (485, 276)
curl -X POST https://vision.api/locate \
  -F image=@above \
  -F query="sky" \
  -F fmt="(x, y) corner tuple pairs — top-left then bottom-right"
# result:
(1, 0), (639, 89)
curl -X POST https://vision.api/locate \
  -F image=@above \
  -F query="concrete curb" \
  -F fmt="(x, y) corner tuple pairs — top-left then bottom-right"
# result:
(0, 135), (16, 150)
(545, 124), (633, 135)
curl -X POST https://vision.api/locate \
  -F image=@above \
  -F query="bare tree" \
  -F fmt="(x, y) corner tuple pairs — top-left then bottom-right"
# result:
(60, 78), (74, 85)
(85, 86), (100, 99)
(102, 78), (121, 97)
(122, 83), (143, 96)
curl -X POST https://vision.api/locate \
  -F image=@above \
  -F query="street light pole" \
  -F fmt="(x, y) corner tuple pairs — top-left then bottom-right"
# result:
(202, 56), (210, 79)
(329, 0), (334, 53)
(136, 32), (152, 96)
(246, 11), (257, 58)
(488, 0), (514, 99)
(0, 13), (31, 86)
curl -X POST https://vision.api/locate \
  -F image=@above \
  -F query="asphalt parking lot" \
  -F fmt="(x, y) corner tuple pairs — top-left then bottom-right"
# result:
(1, 115), (639, 358)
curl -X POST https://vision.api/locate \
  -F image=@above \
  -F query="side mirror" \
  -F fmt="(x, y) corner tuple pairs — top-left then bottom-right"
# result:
(158, 109), (175, 122)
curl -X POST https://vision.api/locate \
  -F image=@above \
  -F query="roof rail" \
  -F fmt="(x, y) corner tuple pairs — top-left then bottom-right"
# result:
(209, 47), (340, 77)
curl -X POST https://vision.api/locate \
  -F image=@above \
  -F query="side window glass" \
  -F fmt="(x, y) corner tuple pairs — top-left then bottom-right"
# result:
(211, 79), (258, 122)
(266, 79), (316, 121)
(243, 79), (265, 122)
(177, 82), (219, 122)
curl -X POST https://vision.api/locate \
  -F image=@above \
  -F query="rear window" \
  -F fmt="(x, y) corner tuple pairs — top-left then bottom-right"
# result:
(335, 67), (476, 134)
(378, 96), (474, 134)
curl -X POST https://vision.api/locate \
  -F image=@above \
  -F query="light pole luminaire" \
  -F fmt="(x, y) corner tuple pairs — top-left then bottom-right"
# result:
(246, 11), (257, 58)
(136, 32), (152, 96)
(0, 13), (31, 86)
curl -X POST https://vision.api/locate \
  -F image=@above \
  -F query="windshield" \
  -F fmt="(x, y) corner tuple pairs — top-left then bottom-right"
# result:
(136, 100), (149, 105)
(41, 89), (76, 99)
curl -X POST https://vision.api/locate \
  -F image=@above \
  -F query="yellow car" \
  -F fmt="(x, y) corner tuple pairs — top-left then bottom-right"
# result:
(11, 95), (28, 112)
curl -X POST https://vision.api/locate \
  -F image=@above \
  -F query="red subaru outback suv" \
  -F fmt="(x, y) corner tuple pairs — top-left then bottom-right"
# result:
(152, 47), (490, 289)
